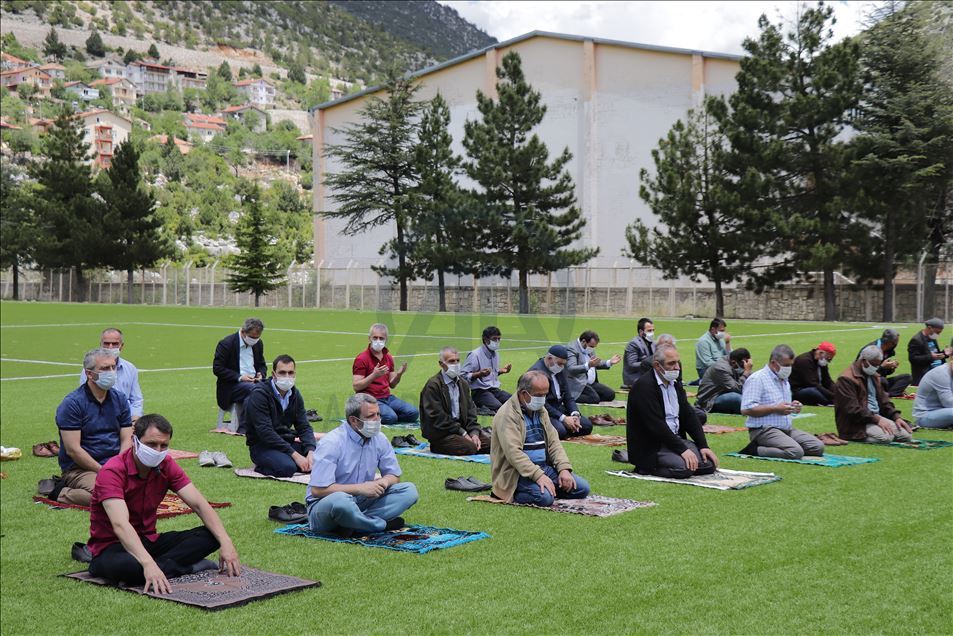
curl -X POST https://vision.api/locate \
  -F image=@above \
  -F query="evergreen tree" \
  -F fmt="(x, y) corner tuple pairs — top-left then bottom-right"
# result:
(463, 51), (597, 314)
(217, 61), (233, 82)
(628, 98), (761, 317)
(85, 29), (105, 57)
(252, 63), (263, 77)
(123, 48), (140, 65)
(288, 62), (306, 85)
(322, 69), (424, 311)
(719, 3), (863, 320)
(28, 108), (105, 301)
(147, 42), (160, 59)
(102, 140), (172, 303)
(0, 159), (36, 300)
(43, 27), (67, 61)
(226, 181), (286, 307)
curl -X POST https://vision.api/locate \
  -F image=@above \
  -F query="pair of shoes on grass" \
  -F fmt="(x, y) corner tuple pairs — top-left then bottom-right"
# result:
(444, 476), (492, 492)
(305, 409), (323, 422)
(390, 434), (420, 448)
(198, 451), (232, 467)
(32, 440), (60, 457)
(269, 501), (308, 524)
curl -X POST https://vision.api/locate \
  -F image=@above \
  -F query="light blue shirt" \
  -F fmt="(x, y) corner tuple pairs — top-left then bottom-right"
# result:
(271, 379), (290, 412)
(238, 331), (255, 377)
(655, 371), (680, 434)
(306, 422), (401, 503)
(462, 345), (500, 390)
(695, 332), (728, 375)
(866, 377), (880, 415)
(79, 357), (144, 418)
(742, 365), (793, 430)
(442, 371), (460, 420)
(913, 364), (953, 419)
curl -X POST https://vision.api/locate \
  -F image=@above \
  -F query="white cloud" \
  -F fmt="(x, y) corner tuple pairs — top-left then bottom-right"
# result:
(439, 1), (874, 56)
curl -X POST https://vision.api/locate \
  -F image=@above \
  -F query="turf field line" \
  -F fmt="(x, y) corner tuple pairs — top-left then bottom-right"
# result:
(729, 325), (900, 340)
(0, 357), (78, 367)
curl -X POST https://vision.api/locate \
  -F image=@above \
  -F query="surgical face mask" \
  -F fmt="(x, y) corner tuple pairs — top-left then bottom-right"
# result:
(243, 335), (260, 347)
(774, 365), (792, 380)
(104, 347), (121, 359)
(275, 377), (295, 392)
(134, 436), (167, 468)
(662, 369), (679, 383)
(715, 331), (726, 340)
(370, 339), (386, 352)
(444, 363), (460, 379)
(585, 346), (596, 355)
(928, 332), (939, 340)
(644, 331), (655, 342)
(93, 370), (117, 390)
(525, 395), (546, 411)
(359, 418), (382, 438)
(862, 362), (880, 376)
(487, 340), (500, 352)
(547, 363), (565, 375)
(817, 357), (829, 367)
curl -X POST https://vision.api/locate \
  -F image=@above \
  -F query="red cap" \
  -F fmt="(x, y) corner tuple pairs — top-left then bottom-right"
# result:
(817, 341), (836, 355)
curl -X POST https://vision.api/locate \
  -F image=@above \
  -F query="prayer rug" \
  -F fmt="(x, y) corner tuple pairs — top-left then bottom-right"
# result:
(168, 449), (199, 460)
(209, 428), (244, 436)
(63, 567), (319, 610)
(234, 468), (311, 485)
(856, 438), (953, 450)
(275, 523), (489, 554)
(596, 400), (627, 409)
(702, 424), (747, 435)
(564, 434), (627, 447)
(467, 494), (655, 517)
(606, 468), (780, 490)
(393, 443), (491, 464)
(726, 452), (878, 467)
(706, 413), (816, 420)
(33, 493), (230, 517)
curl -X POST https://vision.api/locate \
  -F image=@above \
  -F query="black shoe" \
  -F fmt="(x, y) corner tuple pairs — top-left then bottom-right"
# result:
(189, 559), (219, 574)
(611, 449), (629, 464)
(37, 478), (56, 497)
(738, 440), (759, 456)
(71, 542), (92, 564)
(288, 501), (306, 515)
(391, 435), (412, 448)
(445, 476), (486, 492)
(403, 434), (421, 446)
(384, 516), (406, 531)
(305, 409), (322, 422)
(476, 406), (496, 417)
(463, 476), (492, 491)
(268, 505), (307, 524)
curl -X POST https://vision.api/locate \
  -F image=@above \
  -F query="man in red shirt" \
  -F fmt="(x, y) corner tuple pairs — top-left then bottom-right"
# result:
(352, 323), (419, 426)
(87, 414), (241, 594)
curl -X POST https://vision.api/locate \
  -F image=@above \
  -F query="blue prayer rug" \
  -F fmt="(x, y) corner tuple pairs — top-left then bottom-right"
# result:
(394, 443), (491, 464)
(275, 523), (489, 554)
(726, 453), (879, 467)
(855, 438), (953, 450)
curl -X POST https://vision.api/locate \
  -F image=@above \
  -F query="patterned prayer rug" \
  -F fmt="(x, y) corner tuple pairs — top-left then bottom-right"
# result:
(467, 494), (655, 517)
(33, 493), (230, 517)
(63, 567), (319, 610)
(702, 424), (747, 434)
(275, 523), (489, 553)
(856, 438), (953, 450)
(563, 434), (627, 446)
(167, 449), (199, 460)
(393, 443), (491, 464)
(726, 452), (878, 467)
(596, 400), (627, 409)
(234, 468), (311, 485)
(606, 468), (780, 490)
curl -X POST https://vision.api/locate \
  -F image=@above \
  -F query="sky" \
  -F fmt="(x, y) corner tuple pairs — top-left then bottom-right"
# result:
(438, 1), (875, 56)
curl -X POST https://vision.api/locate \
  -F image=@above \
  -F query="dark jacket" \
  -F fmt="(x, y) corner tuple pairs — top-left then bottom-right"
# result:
(419, 372), (479, 442)
(790, 349), (834, 400)
(855, 339), (897, 379)
(908, 331), (947, 386)
(833, 362), (901, 440)
(243, 379), (316, 454)
(626, 369), (709, 474)
(528, 358), (579, 423)
(213, 332), (266, 410)
(622, 336), (653, 387)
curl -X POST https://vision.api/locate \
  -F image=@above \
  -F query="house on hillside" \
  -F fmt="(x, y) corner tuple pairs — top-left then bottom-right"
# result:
(90, 77), (137, 111)
(76, 109), (132, 169)
(149, 134), (194, 155)
(219, 103), (268, 132)
(28, 117), (53, 134)
(173, 66), (208, 91)
(37, 63), (66, 81)
(125, 60), (176, 96)
(184, 112), (227, 142)
(1, 52), (31, 71)
(233, 78), (275, 107)
(0, 66), (52, 97)
(86, 57), (126, 80)
(64, 81), (100, 101)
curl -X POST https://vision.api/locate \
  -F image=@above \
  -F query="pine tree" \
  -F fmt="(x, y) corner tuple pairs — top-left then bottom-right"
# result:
(102, 140), (172, 303)
(147, 42), (160, 59)
(28, 108), (105, 301)
(0, 159), (36, 300)
(288, 62), (306, 85)
(217, 61), (233, 82)
(43, 27), (67, 61)
(85, 29), (105, 58)
(719, 3), (863, 320)
(322, 69), (424, 311)
(226, 181), (286, 307)
(463, 51), (597, 314)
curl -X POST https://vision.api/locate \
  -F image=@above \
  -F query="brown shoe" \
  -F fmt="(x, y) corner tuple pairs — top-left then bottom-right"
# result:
(32, 443), (55, 458)
(46, 441), (60, 454)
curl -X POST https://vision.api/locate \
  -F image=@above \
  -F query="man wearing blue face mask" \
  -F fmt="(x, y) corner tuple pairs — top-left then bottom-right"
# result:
(489, 370), (589, 504)
(51, 348), (133, 506)
(213, 317), (267, 434)
(526, 345), (592, 439)
(306, 393), (418, 536)
(79, 328), (143, 422)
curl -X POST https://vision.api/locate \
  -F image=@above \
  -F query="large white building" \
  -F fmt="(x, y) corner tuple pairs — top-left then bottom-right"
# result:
(310, 31), (741, 268)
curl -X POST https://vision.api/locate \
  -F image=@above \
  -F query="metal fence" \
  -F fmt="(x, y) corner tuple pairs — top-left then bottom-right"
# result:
(2, 262), (951, 322)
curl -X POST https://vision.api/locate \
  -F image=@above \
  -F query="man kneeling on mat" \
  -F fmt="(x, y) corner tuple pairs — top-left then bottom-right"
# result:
(626, 344), (719, 477)
(419, 347), (491, 455)
(489, 371), (590, 505)
(306, 394), (418, 535)
(87, 414), (241, 593)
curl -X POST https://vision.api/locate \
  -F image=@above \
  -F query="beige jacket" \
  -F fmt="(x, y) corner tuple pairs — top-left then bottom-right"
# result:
(490, 393), (572, 502)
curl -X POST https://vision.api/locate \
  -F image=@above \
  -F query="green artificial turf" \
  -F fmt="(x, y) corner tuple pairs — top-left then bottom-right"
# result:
(0, 302), (950, 634)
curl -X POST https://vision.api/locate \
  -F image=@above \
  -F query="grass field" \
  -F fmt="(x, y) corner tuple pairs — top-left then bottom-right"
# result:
(1, 302), (951, 635)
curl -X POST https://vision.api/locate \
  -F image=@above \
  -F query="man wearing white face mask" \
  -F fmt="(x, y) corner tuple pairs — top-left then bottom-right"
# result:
(307, 393), (418, 535)
(790, 341), (837, 406)
(243, 355), (319, 477)
(52, 348), (133, 506)
(87, 414), (241, 594)
(623, 318), (655, 388)
(908, 318), (951, 386)
(420, 347), (489, 455)
(79, 328), (143, 422)
(740, 345), (825, 458)
(834, 345), (913, 443)
(213, 317), (267, 434)
(695, 318), (731, 381)
(489, 371), (590, 504)
(565, 330), (622, 403)
(352, 323), (418, 426)
(527, 345), (592, 439)
(462, 326), (513, 413)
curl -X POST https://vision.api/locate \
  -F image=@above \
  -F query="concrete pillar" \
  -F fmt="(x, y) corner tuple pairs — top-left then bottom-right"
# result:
(582, 39), (598, 253)
(312, 108), (327, 265)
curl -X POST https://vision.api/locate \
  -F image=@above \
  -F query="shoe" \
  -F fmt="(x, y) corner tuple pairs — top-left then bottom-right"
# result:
(384, 516), (406, 531)
(611, 449), (629, 464)
(463, 476), (492, 491)
(46, 441), (60, 455)
(32, 442), (56, 458)
(211, 452), (232, 468)
(71, 542), (92, 563)
(305, 409), (323, 422)
(189, 559), (219, 574)
(268, 505), (307, 524)
(391, 435), (412, 448)
(37, 478), (57, 496)
(288, 501), (307, 515)
(198, 450), (215, 467)
(445, 476), (484, 492)
(403, 434), (421, 446)
(476, 406), (496, 417)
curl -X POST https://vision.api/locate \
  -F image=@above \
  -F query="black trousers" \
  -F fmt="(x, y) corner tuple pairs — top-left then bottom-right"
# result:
(88, 527), (219, 585)
(651, 441), (716, 479)
(576, 382), (616, 404)
(882, 375), (911, 397)
(471, 388), (512, 412)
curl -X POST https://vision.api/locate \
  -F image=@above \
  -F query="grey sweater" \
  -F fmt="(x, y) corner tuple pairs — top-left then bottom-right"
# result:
(912, 363), (953, 420)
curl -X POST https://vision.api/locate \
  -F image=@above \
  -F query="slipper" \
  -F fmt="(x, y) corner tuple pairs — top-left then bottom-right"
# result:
(463, 476), (492, 491)
(444, 477), (487, 493)
(32, 442), (57, 458)
(611, 449), (629, 464)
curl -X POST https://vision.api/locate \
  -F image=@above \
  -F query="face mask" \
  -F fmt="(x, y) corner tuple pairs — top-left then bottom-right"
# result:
(644, 331), (655, 342)
(775, 365), (792, 380)
(817, 357), (829, 367)
(928, 332), (938, 340)
(525, 395), (546, 411)
(370, 339), (386, 352)
(862, 362), (880, 376)
(585, 346), (595, 355)
(444, 363), (460, 379)
(134, 436), (167, 468)
(275, 377), (295, 392)
(104, 347), (121, 359)
(487, 340), (500, 352)
(663, 369), (679, 383)
(547, 363), (564, 375)
(715, 331), (726, 340)
(359, 418), (382, 438)
(243, 335), (259, 347)
(94, 370), (117, 390)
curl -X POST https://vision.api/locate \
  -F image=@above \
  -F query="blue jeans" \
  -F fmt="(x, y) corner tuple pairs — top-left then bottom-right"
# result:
(377, 395), (419, 426)
(514, 464), (590, 507)
(250, 441), (309, 478)
(793, 387), (832, 406)
(710, 391), (742, 414)
(307, 482), (418, 533)
(916, 408), (953, 428)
